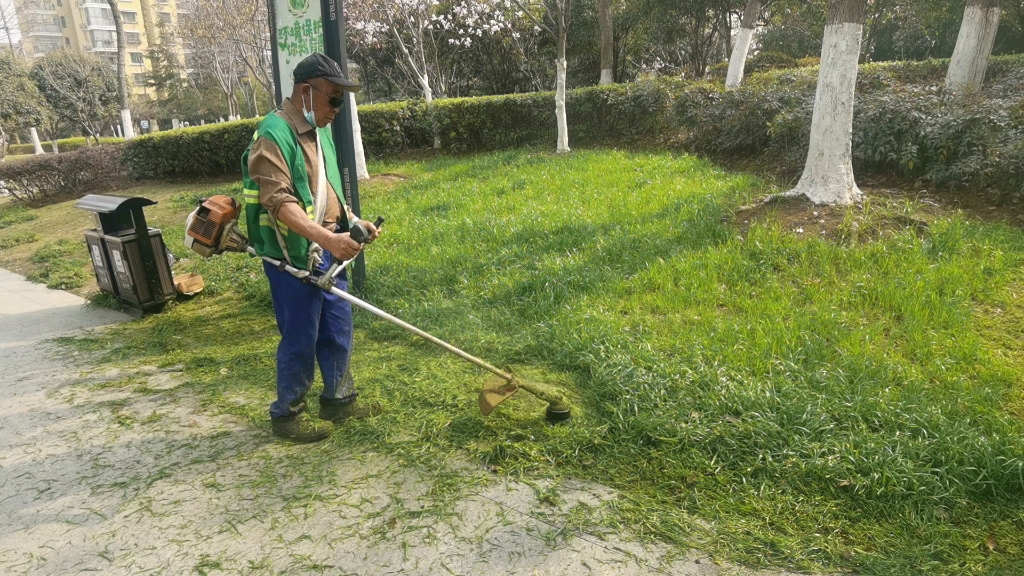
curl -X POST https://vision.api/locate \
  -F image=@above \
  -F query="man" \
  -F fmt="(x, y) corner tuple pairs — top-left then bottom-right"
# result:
(241, 52), (380, 443)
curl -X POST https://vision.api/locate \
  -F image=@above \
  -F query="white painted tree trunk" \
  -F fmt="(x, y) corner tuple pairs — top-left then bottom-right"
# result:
(788, 22), (864, 205)
(598, 0), (614, 85)
(726, 27), (755, 89)
(946, 1), (1002, 91)
(555, 58), (570, 153)
(419, 74), (441, 149)
(349, 92), (369, 181)
(30, 128), (43, 155)
(51, 140), (59, 154)
(120, 109), (136, 139)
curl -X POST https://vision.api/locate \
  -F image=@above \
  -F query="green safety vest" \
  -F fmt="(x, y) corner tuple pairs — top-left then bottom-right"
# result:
(241, 113), (347, 270)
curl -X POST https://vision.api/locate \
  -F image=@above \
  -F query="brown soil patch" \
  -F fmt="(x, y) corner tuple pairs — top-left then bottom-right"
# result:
(732, 185), (1024, 242)
(369, 173), (409, 184)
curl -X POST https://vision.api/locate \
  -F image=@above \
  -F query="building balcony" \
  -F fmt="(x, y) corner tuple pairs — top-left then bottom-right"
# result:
(26, 29), (64, 37)
(24, 2), (57, 13)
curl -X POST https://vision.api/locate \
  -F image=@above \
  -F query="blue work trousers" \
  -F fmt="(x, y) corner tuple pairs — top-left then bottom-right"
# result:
(263, 252), (356, 419)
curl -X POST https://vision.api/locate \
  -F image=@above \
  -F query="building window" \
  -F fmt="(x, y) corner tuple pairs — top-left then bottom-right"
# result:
(33, 38), (63, 54)
(126, 31), (141, 44)
(56, 0), (61, 5)
(123, 11), (137, 24)
(133, 73), (147, 86)
(90, 29), (116, 49)
(59, 16), (66, 28)
(65, 37), (70, 45)
(159, 12), (171, 24)
(84, 7), (115, 28)
(130, 52), (144, 65)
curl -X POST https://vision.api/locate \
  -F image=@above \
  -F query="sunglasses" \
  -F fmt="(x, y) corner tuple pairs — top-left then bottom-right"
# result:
(306, 83), (344, 109)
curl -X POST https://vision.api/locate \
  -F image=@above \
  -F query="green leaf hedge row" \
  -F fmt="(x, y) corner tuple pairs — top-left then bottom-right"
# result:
(18, 54), (1020, 197)
(119, 81), (682, 179)
(8, 137), (123, 156)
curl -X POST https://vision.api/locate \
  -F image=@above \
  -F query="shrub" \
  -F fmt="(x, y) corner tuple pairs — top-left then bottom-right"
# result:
(359, 100), (432, 158)
(0, 145), (127, 206)
(676, 81), (812, 156)
(746, 51), (799, 75)
(8, 137), (124, 156)
(122, 119), (259, 179)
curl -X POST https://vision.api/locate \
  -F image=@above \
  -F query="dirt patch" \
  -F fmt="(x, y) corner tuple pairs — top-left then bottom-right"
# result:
(732, 193), (930, 242)
(732, 184), (1024, 242)
(369, 173), (409, 184)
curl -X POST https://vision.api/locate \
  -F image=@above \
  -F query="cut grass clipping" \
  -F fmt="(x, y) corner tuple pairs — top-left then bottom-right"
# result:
(29, 238), (89, 290)
(68, 150), (1024, 575)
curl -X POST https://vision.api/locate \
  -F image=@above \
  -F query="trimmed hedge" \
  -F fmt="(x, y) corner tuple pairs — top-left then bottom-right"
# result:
(115, 54), (1024, 197)
(0, 145), (127, 206)
(122, 82), (680, 178)
(122, 119), (259, 179)
(676, 54), (1024, 195)
(8, 137), (124, 156)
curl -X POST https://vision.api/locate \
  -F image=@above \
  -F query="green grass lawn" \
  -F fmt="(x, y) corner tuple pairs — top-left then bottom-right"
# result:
(56, 149), (1024, 574)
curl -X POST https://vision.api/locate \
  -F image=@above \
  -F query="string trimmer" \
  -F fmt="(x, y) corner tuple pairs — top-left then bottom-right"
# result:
(184, 195), (571, 422)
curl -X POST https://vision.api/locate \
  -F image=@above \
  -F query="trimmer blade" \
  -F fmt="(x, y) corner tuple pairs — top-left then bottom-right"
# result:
(478, 379), (519, 416)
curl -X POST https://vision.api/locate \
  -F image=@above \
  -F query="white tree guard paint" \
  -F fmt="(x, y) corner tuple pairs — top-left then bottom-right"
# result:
(419, 74), (441, 149)
(555, 58), (569, 153)
(789, 22), (863, 205)
(121, 109), (136, 140)
(726, 27), (755, 89)
(30, 128), (43, 155)
(600, 69), (613, 85)
(349, 92), (369, 181)
(946, 4), (1001, 90)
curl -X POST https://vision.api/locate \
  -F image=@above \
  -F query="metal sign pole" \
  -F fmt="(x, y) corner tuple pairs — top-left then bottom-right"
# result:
(267, 0), (365, 291)
(267, 0), (283, 107)
(320, 0), (365, 292)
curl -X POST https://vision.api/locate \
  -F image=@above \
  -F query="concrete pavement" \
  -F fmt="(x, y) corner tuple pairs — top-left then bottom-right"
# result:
(0, 267), (811, 576)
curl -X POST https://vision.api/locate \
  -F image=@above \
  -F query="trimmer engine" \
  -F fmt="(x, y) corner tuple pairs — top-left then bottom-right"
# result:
(185, 195), (249, 257)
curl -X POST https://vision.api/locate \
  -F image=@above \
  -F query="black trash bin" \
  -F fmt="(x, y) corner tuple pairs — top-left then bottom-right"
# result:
(77, 195), (175, 316)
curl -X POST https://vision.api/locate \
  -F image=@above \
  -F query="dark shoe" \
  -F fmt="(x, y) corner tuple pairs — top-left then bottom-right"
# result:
(271, 412), (334, 443)
(319, 400), (381, 423)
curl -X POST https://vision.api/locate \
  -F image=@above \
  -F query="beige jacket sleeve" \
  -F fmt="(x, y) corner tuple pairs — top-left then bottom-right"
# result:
(247, 137), (299, 221)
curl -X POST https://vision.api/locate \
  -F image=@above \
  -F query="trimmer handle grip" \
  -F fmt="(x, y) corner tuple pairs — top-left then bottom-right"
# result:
(350, 216), (385, 244)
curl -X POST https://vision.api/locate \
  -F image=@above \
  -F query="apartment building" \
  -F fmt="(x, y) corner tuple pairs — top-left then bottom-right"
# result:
(16, 0), (185, 96)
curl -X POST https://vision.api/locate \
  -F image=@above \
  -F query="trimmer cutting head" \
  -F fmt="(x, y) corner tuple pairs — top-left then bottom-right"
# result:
(478, 374), (572, 423)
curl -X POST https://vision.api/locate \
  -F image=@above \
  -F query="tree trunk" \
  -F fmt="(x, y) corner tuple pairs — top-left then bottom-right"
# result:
(349, 93), (369, 181)
(726, 0), (760, 89)
(51, 139), (59, 154)
(30, 128), (44, 155)
(788, 0), (867, 205)
(597, 0), (613, 84)
(555, 3), (570, 153)
(107, 0), (136, 139)
(419, 74), (441, 149)
(946, 0), (1002, 90)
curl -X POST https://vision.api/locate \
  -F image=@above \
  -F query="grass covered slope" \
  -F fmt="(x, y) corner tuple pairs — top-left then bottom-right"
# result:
(68, 150), (1024, 574)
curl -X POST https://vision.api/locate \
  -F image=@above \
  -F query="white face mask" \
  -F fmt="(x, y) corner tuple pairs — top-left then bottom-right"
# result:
(301, 86), (316, 128)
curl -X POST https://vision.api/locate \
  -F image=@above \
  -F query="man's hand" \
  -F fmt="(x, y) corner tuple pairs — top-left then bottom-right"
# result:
(357, 219), (381, 244)
(277, 202), (363, 262)
(322, 232), (362, 261)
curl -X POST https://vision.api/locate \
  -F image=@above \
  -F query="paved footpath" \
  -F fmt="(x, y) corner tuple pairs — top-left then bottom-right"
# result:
(0, 268), (810, 576)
